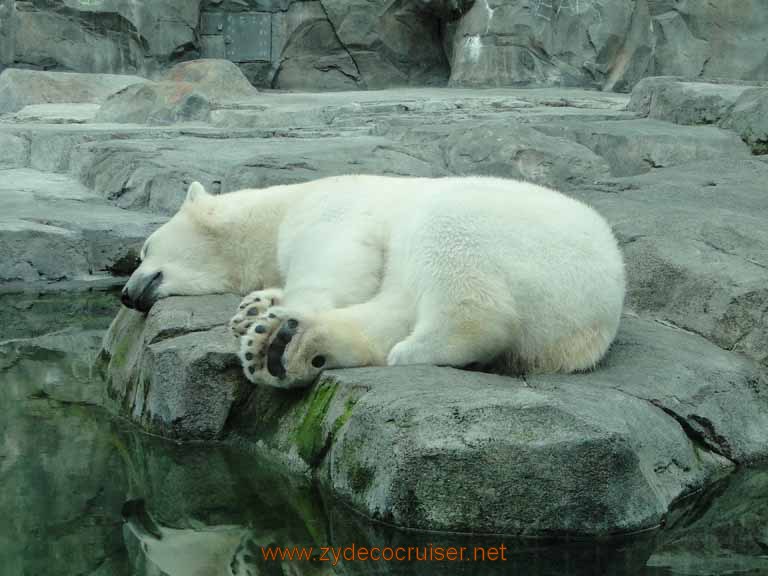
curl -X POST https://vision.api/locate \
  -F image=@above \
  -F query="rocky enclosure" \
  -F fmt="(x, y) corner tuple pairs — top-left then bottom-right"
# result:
(2, 1), (768, 91)
(2, 62), (768, 536)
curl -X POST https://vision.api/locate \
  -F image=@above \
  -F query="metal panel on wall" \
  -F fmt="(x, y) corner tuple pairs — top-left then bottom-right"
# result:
(200, 11), (272, 63)
(225, 12), (271, 62)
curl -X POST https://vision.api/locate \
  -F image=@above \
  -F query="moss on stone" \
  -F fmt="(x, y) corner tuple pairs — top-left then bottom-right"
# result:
(331, 396), (357, 437)
(292, 380), (339, 465)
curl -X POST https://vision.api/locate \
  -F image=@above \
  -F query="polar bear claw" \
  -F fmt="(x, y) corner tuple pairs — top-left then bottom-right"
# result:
(229, 288), (283, 335)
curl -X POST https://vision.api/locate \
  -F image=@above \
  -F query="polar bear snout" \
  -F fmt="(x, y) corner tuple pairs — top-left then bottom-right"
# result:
(121, 270), (163, 313)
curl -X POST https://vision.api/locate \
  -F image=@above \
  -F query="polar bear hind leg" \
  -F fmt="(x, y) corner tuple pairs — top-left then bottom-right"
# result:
(386, 295), (517, 370)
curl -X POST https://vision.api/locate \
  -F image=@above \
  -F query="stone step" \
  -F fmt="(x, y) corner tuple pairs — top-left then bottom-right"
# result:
(0, 168), (165, 283)
(533, 118), (751, 176)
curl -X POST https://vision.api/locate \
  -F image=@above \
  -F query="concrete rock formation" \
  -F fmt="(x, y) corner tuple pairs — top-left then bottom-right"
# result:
(94, 59), (258, 124)
(0, 68), (144, 113)
(1, 54), (767, 535)
(2, 1), (768, 90)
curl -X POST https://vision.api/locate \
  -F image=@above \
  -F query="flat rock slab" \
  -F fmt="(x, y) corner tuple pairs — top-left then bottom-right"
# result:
(628, 77), (757, 125)
(534, 118), (750, 176)
(0, 168), (166, 283)
(0, 68), (145, 114)
(628, 77), (768, 154)
(100, 295), (768, 536)
(14, 103), (100, 124)
(575, 158), (768, 370)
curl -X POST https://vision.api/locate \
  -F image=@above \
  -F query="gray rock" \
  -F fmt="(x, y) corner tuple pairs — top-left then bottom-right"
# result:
(100, 294), (767, 535)
(627, 76), (756, 125)
(271, 1), (362, 91)
(380, 117), (611, 188)
(0, 68), (144, 113)
(534, 118), (751, 176)
(649, 1), (768, 83)
(721, 87), (768, 154)
(101, 295), (245, 440)
(94, 59), (260, 125)
(71, 133), (446, 214)
(13, 103), (100, 124)
(10, 0), (200, 75)
(575, 158), (768, 369)
(0, 0), (14, 69)
(0, 168), (166, 283)
(94, 81), (212, 125)
(0, 132), (28, 168)
(318, 0), (457, 89)
(160, 58), (258, 102)
(448, 0), (652, 91)
(5, 0), (768, 92)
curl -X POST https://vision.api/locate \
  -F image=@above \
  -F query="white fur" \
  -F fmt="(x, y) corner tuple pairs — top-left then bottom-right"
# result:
(134, 175), (625, 378)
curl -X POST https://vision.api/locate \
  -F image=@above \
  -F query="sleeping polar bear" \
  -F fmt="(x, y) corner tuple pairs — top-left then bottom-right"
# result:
(121, 175), (625, 388)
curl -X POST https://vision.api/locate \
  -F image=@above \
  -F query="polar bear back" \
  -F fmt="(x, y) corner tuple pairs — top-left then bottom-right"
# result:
(271, 175), (624, 373)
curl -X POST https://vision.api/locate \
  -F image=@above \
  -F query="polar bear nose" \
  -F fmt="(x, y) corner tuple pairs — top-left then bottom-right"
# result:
(121, 270), (163, 313)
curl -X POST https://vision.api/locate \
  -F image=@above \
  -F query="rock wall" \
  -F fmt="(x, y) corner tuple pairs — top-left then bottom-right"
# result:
(1, 0), (767, 91)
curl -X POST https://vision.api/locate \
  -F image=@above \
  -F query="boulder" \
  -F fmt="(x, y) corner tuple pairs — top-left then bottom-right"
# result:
(0, 68), (144, 114)
(100, 295), (245, 440)
(627, 77), (756, 125)
(721, 88), (768, 155)
(94, 59), (258, 125)
(100, 294), (768, 535)
(93, 81), (212, 125)
(160, 59), (258, 101)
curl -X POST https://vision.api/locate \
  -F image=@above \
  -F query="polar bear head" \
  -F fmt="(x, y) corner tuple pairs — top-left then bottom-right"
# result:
(121, 182), (237, 312)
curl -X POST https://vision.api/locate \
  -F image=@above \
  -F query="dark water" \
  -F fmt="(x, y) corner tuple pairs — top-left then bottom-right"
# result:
(1, 291), (767, 576)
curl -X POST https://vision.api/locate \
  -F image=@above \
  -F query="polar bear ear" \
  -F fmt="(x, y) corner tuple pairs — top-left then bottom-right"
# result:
(184, 181), (209, 204)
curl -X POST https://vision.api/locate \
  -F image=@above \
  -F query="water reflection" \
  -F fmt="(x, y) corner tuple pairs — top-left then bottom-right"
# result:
(1, 292), (767, 576)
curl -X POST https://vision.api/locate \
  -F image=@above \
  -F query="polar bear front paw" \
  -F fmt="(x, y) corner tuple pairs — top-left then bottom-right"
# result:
(237, 309), (327, 389)
(229, 288), (283, 336)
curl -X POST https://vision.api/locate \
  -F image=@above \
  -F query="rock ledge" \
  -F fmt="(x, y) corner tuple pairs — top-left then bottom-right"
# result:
(99, 295), (768, 536)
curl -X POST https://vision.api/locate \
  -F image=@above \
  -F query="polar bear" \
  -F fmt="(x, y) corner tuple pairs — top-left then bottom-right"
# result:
(121, 175), (625, 388)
